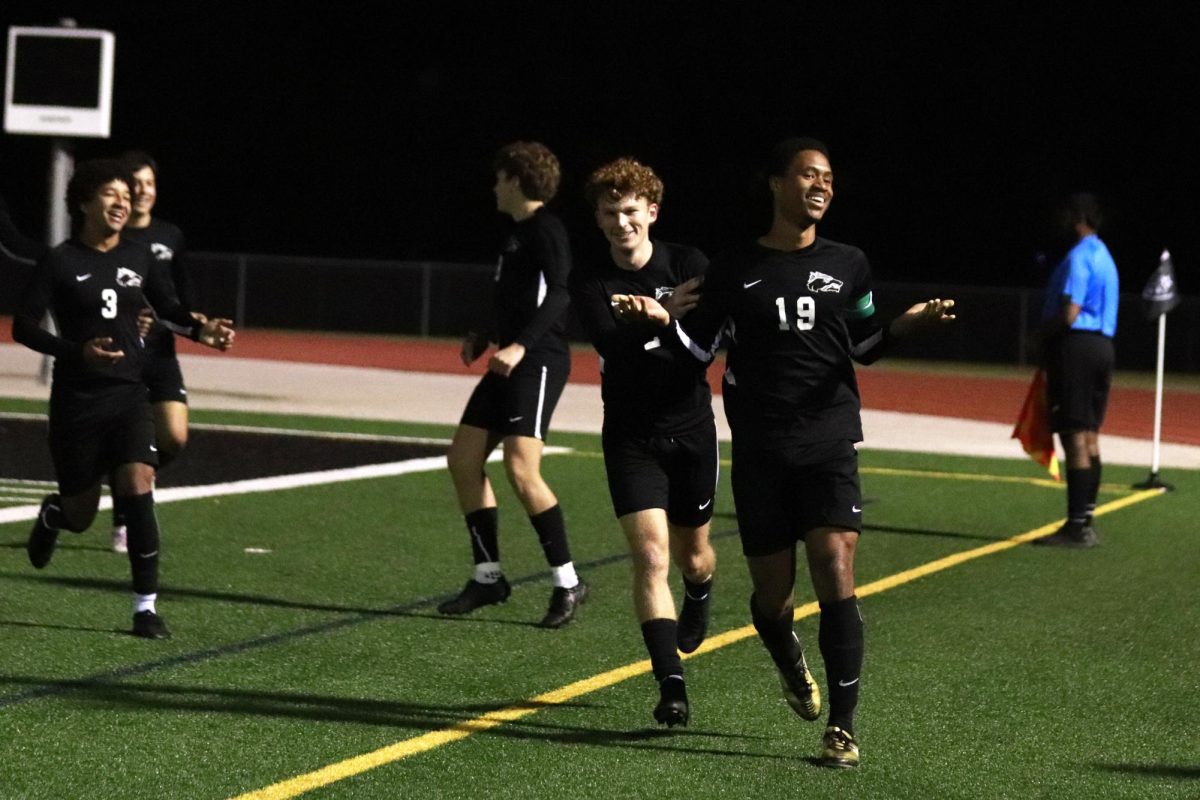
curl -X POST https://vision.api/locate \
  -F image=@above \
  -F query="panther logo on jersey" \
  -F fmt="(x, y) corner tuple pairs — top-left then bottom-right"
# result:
(150, 243), (175, 261)
(654, 286), (675, 300)
(807, 271), (843, 293)
(115, 267), (143, 288)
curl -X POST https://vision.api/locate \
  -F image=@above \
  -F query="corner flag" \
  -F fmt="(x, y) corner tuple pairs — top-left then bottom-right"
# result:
(1143, 249), (1180, 320)
(1012, 369), (1060, 480)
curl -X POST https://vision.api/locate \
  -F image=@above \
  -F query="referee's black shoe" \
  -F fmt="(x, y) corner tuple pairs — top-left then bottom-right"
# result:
(132, 611), (172, 640)
(538, 580), (588, 628)
(27, 495), (63, 569)
(676, 587), (712, 654)
(437, 577), (512, 615)
(1033, 522), (1099, 549)
(654, 674), (689, 727)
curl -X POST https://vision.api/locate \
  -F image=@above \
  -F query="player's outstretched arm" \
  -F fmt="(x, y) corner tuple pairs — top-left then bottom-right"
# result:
(195, 317), (235, 351)
(461, 331), (490, 365)
(889, 298), (956, 338)
(610, 294), (672, 327)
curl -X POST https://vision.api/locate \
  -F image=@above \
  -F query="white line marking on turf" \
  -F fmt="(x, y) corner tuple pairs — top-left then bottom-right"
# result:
(229, 489), (1165, 800)
(0, 447), (572, 525)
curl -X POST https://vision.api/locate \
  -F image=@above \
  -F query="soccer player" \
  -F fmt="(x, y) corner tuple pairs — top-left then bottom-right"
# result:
(571, 158), (717, 726)
(1032, 193), (1118, 548)
(12, 159), (234, 639)
(613, 138), (954, 767)
(439, 141), (586, 628)
(106, 151), (195, 554)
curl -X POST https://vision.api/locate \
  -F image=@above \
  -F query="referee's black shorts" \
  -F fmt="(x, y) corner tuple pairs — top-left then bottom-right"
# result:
(48, 382), (159, 496)
(731, 439), (862, 558)
(1045, 331), (1114, 433)
(601, 420), (719, 527)
(459, 351), (569, 441)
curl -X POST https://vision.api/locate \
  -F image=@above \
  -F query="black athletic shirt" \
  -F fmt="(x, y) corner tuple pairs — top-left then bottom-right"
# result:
(674, 237), (887, 450)
(122, 217), (189, 357)
(571, 240), (712, 436)
(13, 238), (200, 389)
(490, 208), (571, 357)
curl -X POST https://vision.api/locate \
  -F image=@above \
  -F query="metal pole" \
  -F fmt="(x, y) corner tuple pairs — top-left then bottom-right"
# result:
(419, 262), (432, 337)
(39, 138), (75, 383)
(236, 254), (248, 329)
(1151, 313), (1166, 474)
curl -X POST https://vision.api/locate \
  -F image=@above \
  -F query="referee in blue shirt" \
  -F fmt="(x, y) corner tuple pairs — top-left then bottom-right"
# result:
(1034, 192), (1119, 548)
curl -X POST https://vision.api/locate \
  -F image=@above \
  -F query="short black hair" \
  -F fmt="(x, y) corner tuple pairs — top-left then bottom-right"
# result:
(1060, 192), (1103, 231)
(120, 150), (159, 178)
(66, 159), (133, 228)
(765, 137), (831, 178)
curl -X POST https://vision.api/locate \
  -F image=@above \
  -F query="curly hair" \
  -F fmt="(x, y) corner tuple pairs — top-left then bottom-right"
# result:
(66, 159), (133, 229)
(492, 141), (561, 202)
(584, 157), (664, 209)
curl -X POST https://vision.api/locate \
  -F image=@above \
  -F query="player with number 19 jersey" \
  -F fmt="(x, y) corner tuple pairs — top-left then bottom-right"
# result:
(680, 237), (884, 451)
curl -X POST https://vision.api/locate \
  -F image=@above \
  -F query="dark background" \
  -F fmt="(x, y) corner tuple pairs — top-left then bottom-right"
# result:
(2, 1), (1198, 290)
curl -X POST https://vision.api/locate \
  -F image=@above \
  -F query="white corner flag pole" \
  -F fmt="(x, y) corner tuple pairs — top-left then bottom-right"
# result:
(1150, 312), (1166, 475)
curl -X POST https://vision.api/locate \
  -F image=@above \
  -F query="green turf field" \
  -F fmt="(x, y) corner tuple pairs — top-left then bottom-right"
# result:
(1, 401), (1197, 800)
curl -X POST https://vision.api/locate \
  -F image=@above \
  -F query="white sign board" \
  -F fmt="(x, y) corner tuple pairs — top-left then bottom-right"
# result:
(4, 26), (115, 138)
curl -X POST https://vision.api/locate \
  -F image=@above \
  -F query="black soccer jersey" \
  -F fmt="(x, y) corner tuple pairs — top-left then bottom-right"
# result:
(491, 208), (571, 356)
(572, 240), (713, 436)
(676, 237), (886, 449)
(13, 238), (199, 388)
(122, 218), (189, 358)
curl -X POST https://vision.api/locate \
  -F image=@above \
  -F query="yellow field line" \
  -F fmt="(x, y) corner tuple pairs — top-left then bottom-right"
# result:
(229, 488), (1163, 800)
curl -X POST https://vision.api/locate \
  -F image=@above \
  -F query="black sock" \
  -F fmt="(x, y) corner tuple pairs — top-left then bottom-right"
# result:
(641, 619), (683, 682)
(464, 508), (499, 564)
(40, 494), (66, 530)
(1086, 456), (1102, 525)
(683, 574), (713, 601)
(819, 595), (864, 734)
(1066, 468), (1091, 526)
(750, 593), (802, 671)
(530, 505), (571, 567)
(115, 493), (160, 595)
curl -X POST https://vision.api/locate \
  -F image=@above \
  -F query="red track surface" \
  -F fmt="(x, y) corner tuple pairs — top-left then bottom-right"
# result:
(4, 321), (1197, 445)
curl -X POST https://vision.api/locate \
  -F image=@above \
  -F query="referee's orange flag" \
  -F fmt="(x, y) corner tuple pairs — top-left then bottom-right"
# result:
(1012, 369), (1061, 480)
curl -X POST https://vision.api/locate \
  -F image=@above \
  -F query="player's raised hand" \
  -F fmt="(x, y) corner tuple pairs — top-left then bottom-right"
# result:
(197, 317), (236, 351)
(660, 276), (704, 319)
(487, 342), (526, 377)
(890, 298), (956, 337)
(82, 337), (124, 369)
(611, 294), (671, 327)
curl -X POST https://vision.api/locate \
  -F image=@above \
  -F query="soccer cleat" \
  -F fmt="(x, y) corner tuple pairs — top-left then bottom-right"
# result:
(131, 611), (172, 640)
(111, 525), (129, 554)
(676, 585), (712, 654)
(437, 576), (512, 615)
(538, 580), (589, 628)
(1033, 522), (1098, 549)
(817, 725), (859, 769)
(653, 675), (689, 727)
(777, 647), (822, 721)
(27, 495), (62, 569)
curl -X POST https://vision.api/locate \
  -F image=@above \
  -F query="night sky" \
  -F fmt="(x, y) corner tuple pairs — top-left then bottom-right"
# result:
(2, 2), (1198, 290)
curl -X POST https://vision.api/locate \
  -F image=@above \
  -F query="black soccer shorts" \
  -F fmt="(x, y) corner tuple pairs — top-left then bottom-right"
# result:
(48, 382), (159, 496)
(731, 439), (862, 557)
(459, 352), (569, 441)
(1045, 331), (1114, 433)
(601, 420), (719, 527)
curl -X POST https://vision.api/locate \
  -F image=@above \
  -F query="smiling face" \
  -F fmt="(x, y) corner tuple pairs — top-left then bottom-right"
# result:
(770, 149), (834, 229)
(595, 193), (658, 256)
(130, 165), (157, 220)
(81, 179), (132, 238)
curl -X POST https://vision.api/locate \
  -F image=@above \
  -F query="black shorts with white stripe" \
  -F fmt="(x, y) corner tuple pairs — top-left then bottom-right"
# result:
(601, 419), (719, 527)
(459, 351), (570, 441)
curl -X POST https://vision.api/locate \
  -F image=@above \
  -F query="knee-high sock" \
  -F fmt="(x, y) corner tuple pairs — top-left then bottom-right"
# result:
(641, 619), (683, 682)
(819, 596), (864, 733)
(750, 593), (802, 671)
(1066, 468), (1091, 526)
(1086, 456), (1102, 524)
(115, 493), (160, 596)
(530, 505), (571, 567)
(465, 507), (499, 565)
